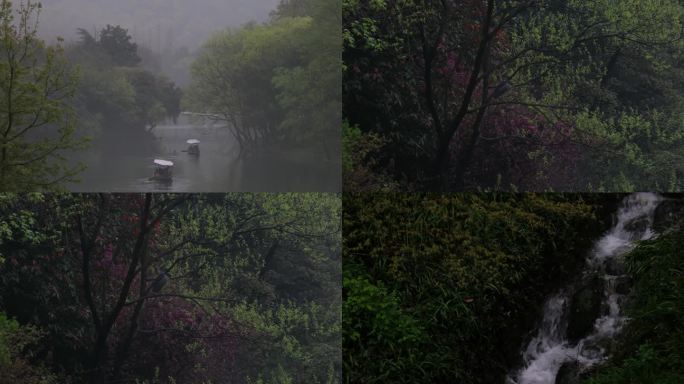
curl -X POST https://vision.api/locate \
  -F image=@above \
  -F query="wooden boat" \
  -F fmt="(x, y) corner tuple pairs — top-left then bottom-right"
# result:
(186, 139), (200, 156)
(150, 159), (174, 182)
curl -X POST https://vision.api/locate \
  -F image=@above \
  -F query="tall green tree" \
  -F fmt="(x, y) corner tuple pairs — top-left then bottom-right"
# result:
(0, 0), (84, 191)
(188, 18), (312, 151)
(99, 25), (141, 67)
(189, 0), (341, 163)
(272, 0), (342, 162)
(66, 25), (182, 133)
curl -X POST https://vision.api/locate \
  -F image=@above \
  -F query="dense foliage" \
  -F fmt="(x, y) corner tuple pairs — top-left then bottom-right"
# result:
(343, 0), (684, 191)
(188, 0), (340, 162)
(67, 24), (182, 134)
(343, 194), (609, 383)
(0, 193), (341, 384)
(0, 0), (85, 190)
(0, 311), (56, 383)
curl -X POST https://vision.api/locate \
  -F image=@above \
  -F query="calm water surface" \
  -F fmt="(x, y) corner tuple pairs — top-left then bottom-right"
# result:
(69, 123), (339, 192)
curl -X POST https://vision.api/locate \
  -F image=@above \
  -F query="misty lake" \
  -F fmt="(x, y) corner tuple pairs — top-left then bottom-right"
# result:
(68, 121), (339, 192)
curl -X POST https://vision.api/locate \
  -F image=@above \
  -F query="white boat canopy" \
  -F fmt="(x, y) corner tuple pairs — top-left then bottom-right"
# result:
(187, 139), (200, 144)
(154, 159), (174, 167)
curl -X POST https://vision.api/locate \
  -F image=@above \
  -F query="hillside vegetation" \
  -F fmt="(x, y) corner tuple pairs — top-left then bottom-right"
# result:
(343, 194), (612, 383)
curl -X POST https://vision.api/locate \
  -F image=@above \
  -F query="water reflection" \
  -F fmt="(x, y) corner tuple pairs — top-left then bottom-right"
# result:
(68, 123), (339, 192)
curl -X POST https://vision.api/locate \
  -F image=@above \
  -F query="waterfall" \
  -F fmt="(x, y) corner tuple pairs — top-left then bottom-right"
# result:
(507, 193), (662, 384)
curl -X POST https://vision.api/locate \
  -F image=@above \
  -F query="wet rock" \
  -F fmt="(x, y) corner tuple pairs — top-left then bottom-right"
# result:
(616, 295), (630, 308)
(605, 257), (626, 276)
(567, 275), (603, 343)
(555, 362), (580, 384)
(653, 198), (684, 232)
(613, 276), (633, 295)
(622, 216), (651, 235)
(579, 342), (603, 360)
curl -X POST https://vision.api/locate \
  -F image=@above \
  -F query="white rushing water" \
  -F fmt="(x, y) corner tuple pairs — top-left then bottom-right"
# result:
(508, 193), (662, 384)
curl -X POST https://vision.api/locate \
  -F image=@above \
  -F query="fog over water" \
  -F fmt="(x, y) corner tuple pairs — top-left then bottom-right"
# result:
(34, 0), (340, 192)
(68, 118), (338, 192)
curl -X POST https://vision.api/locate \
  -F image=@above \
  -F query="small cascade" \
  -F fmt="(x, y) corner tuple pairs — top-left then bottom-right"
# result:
(507, 193), (662, 384)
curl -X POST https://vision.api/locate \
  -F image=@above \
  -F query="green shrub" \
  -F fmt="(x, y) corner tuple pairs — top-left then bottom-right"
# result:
(343, 194), (604, 383)
(0, 312), (56, 384)
(342, 121), (398, 191)
(343, 263), (424, 382)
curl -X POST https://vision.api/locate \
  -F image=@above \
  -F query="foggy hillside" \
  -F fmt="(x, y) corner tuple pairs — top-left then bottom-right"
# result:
(38, 0), (281, 50)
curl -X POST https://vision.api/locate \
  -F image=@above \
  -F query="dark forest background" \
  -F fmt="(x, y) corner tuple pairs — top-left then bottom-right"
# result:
(343, 0), (684, 192)
(0, 193), (341, 384)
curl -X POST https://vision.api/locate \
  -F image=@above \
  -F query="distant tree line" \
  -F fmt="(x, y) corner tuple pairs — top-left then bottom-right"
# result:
(68, 24), (182, 132)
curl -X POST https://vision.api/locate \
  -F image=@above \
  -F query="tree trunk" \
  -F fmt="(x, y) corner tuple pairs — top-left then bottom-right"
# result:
(431, 139), (452, 191)
(111, 246), (150, 381)
(89, 333), (110, 384)
(427, 0), (495, 191)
